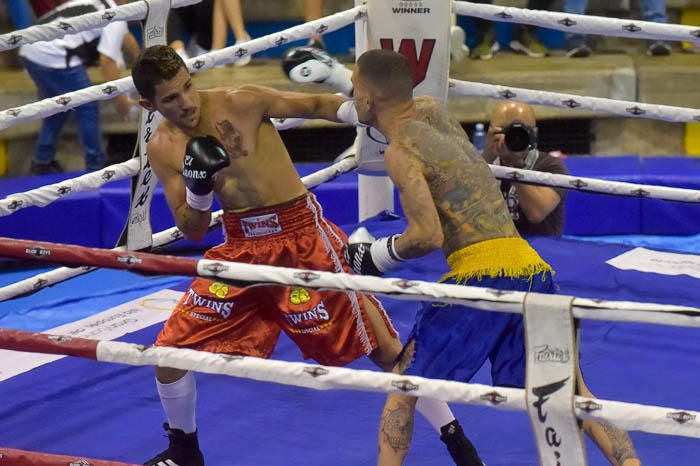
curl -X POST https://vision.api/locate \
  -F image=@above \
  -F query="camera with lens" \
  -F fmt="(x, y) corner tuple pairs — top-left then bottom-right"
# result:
(500, 119), (537, 152)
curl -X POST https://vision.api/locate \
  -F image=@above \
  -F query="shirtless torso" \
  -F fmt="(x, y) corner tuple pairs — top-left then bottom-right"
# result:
(148, 88), (307, 216)
(384, 96), (519, 258)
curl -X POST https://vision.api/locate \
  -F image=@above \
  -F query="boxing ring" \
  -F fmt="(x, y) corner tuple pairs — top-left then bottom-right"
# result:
(1, 1), (700, 464)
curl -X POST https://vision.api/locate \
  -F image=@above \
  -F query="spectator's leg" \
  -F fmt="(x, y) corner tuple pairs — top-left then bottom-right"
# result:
(167, 7), (191, 60)
(68, 66), (106, 171)
(470, 0), (498, 59)
(6, 0), (34, 29)
(302, 0), (325, 48)
(642, 0), (672, 55)
(510, 0), (550, 57)
(211, 0), (228, 50)
(189, 0), (214, 56)
(214, 0), (251, 66)
(563, 0), (592, 57)
(220, 0), (248, 42)
(641, 0), (668, 23)
(23, 59), (69, 174)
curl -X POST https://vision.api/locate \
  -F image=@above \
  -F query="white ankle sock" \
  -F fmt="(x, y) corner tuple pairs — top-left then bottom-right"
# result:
(416, 397), (456, 433)
(156, 371), (197, 434)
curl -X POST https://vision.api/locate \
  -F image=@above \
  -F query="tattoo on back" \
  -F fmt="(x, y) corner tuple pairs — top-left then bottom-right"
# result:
(215, 119), (248, 158)
(396, 102), (517, 251)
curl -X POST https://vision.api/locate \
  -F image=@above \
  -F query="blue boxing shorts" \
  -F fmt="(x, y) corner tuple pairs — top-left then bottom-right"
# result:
(404, 237), (555, 388)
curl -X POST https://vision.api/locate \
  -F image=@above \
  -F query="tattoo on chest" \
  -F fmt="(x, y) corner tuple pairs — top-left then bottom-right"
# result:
(215, 119), (248, 158)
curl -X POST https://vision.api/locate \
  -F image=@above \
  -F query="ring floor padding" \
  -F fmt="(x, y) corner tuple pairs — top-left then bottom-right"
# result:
(1, 215), (699, 465)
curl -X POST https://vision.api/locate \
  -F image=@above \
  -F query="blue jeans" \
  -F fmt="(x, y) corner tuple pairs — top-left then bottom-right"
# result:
(565, 0), (668, 46)
(22, 59), (106, 170)
(6, 0), (34, 29)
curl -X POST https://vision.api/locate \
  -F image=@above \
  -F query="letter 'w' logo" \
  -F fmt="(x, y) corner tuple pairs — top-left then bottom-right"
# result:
(379, 38), (436, 87)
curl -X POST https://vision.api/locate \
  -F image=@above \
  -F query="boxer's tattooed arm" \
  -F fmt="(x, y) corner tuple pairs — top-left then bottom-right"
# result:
(379, 398), (415, 456)
(601, 425), (639, 465)
(215, 120), (248, 158)
(582, 422), (639, 466)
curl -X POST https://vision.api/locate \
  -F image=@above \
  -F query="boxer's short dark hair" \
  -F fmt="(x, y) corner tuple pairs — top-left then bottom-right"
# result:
(357, 49), (414, 100)
(132, 45), (187, 101)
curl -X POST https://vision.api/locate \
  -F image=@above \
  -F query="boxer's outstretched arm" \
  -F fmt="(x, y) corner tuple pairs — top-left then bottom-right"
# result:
(148, 135), (212, 242)
(231, 84), (347, 123)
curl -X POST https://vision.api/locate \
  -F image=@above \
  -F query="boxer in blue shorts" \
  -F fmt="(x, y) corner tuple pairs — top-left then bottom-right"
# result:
(344, 49), (640, 466)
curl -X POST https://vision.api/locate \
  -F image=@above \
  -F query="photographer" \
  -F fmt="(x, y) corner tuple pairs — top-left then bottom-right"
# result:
(483, 101), (568, 236)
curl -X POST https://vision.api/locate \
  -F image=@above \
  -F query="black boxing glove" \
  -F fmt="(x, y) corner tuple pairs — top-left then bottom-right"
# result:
(344, 227), (405, 276)
(183, 136), (229, 211)
(282, 46), (353, 97)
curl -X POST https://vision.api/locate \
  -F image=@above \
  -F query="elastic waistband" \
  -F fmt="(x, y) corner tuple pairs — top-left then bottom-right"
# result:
(443, 237), (553, 283)
(222, 193), (321, 240)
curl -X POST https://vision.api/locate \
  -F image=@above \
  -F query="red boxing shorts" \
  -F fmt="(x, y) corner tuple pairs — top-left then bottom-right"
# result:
(156, 193), (396, 366)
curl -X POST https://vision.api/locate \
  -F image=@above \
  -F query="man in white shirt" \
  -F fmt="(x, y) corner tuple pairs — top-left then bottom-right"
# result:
(19, 0), (139, 174)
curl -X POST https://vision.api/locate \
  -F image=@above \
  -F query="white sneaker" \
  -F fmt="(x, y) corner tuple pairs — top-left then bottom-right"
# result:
(234, 33), (252, 67)
(450, 25), (470, 63)
(187, 40), (209, 58)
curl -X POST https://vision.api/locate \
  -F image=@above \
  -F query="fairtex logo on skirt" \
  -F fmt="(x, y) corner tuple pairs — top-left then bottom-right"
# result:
(241, 213), (282, 238)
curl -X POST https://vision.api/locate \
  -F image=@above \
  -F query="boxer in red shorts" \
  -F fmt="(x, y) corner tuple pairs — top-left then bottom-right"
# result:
(132, 45), (479, 466)
(157, 193), (393, 367)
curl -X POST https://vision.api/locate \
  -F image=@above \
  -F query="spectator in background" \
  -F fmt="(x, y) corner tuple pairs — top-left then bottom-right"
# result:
(168, 0), (251, 65)
(212, 0), (251, 66)
(565, 0), (671, 57)
(302, 0), (325, 49)
(167, 0), (215, 60)
(18, 0), (139, 174)
(29, 0), (66, 19)
(5, 0), (35, 29)
(469, 0), (556, 59)
(483, 101), (568, 236)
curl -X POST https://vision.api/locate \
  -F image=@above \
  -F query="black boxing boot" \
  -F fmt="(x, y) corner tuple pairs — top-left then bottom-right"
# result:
(440, 420), (487, 466)
(144, 423), (205, 466)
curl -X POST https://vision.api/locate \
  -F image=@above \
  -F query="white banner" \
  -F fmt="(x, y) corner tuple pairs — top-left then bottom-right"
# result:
(607, 247), (700, 280)
(0, 289), (178, 382)
(369, 0), (450, 100)
(119, 0), (170, 251)
(524, 293), (586, 466)
(357, 0), (451, 175)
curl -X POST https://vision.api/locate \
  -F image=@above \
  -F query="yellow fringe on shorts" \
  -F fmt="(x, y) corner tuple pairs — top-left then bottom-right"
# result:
(442, 237), (553, 284)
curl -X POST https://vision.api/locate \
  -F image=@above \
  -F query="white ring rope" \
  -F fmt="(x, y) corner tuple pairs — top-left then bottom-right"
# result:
(2, 3), (697, 455)
(5, 233), (700, 328)
(0, 152), (356, 219)
(0, 6), (365, 131)
(188, 258), (700, 330)
(0, 156), (358, 301)
(452, 1), (700, 44)
(95, 340), (700, 438)
(0, 159), (140, 216)
(3, 329), (697, 439)
(2, 150), (698, 223)
(449, 79), (700, 125)
(0, 0), (201, 52)
(489, 164), (700, 203)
